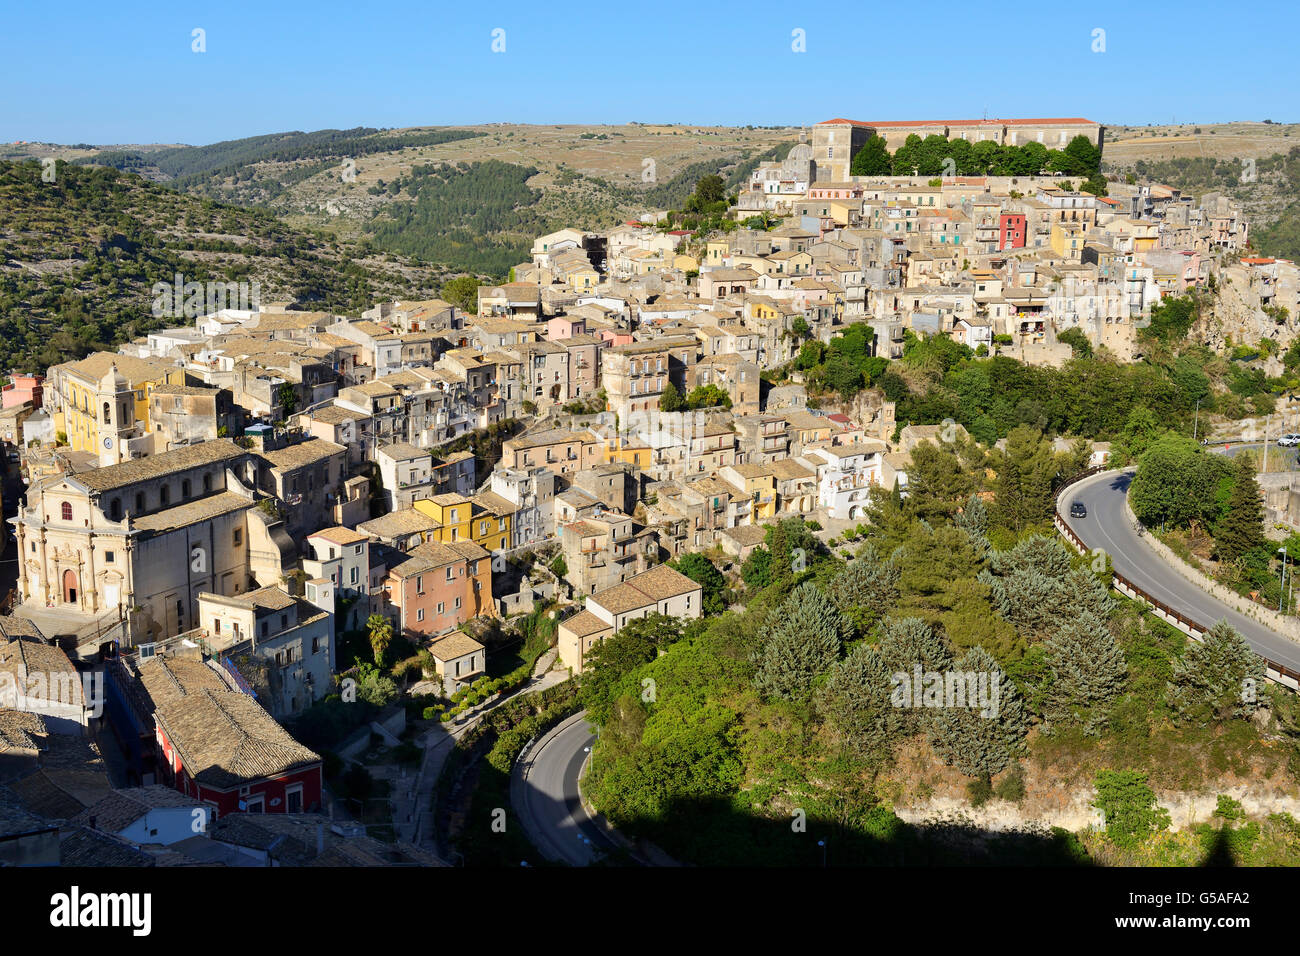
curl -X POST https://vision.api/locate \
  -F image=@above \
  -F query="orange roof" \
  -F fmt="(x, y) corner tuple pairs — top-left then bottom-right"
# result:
(1241, 257), (1275, 265)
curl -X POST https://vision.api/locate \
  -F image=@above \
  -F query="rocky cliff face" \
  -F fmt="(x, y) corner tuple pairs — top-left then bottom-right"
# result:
(1195, 269), (1298, 353)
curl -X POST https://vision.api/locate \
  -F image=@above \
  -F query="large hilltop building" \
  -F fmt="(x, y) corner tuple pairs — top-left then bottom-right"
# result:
(813, 117), (1104, 180)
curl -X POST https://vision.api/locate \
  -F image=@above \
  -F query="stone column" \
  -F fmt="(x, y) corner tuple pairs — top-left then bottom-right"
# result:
(38, 531), (50, 606)
(15, 521), (28, 599)
(86, 537), (99, 614)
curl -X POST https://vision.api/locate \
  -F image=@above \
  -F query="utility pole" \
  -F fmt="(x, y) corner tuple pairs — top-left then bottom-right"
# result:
(1281, 547), (1289, 613)
(1193, 397), (1201, 442)
(1264, 414), (1271, 474)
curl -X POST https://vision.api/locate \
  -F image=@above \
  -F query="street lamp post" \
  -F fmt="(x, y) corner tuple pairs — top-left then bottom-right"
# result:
(1280, 547), (1289, 613)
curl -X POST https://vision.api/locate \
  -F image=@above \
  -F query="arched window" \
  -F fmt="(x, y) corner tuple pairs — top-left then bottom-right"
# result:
(109, 498), (122, 521)
(103, 402), (111, 424)
(61, 502), (72, 521)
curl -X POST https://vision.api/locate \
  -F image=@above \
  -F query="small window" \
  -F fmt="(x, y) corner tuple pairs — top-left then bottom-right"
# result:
(160, 486), (170, 506)
(135, 492), (145, 513)
(437, 602), (445, 614)
(417, 608), (425, 622)
(61, 502), (72, 521)
(181, 479), (191, 499)
(233, 528), (243, 546)
(203, 474), (212, 492)
(105, 551), (115, 563)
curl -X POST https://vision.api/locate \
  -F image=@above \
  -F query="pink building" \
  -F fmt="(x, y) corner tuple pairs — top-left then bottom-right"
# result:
(598, 329), (634, 347)
(2, 374), (42, 410)
(547, 315), (587, 340)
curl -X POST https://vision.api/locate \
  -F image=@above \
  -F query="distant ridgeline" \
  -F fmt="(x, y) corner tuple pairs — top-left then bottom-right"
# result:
(76, 127), (485, 191)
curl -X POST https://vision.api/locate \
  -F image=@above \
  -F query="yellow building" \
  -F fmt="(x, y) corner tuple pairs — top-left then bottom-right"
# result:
(413, 492), (512, 553)
(1050, 222), (1087, 260)
(566, 265), (599, 293)
(721, 463), (778, 521)
(50, 353), (187, 464)
(602, 439), (654, 470)
(468, 492), (513, 552)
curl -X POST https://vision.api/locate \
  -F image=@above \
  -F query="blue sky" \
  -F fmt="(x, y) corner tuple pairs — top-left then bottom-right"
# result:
(2, 0), (1295, 145)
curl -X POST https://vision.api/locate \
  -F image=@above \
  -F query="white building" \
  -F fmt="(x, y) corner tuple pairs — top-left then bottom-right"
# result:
(805, 442), (886, 520)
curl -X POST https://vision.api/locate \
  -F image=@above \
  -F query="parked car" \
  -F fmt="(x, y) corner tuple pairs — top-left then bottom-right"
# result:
(1070, 502), (1087, 519)
(1278, 434), (1300, 447)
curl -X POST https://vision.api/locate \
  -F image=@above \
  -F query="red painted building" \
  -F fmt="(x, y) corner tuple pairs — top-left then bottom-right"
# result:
(999, 213), (1027, 250)
(140, 655), (322, 817)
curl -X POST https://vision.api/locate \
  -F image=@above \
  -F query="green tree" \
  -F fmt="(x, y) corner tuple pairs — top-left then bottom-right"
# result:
(925, 645), (1028, 782)
(740, 546), (772, 590)
(1113, 406), (1161, 463)
(1041, 610), (1127, 734)
(580, 613), (683, 723)
(356, 665), (398, 706)
(822, 354), (864, 399)
(817, 643), (901, 760)
(991, 425), (1057, 532)
(1092, 770), (1170, 848)
(980, 535), (1111, 639)
(905, 440), (975, 523)
(366, 613), (393, 668)
(684, 384), (732, 410)
(440, 275), (482, 313)
(752, 583), (846, 702)
(1214, 455), (1265, 562)
(877, 616), (954, 735)
(827, 544), (900, 636)
(1062, 135), (1102, 176)
(794, 339), (825, 371)
(659, 380), (684, 412)
(1080, 174), (1109, 197)
(1129, 432), (1228, 529)
(1056, 327), (1092, 358)
(1167, 619), (1265, 724)
(671, 553), (727, 615)
(691, 174), (726, 207)
(549, 553), (567, 578)
(849, 134), (893, 176)
(276, 381), (299, 417)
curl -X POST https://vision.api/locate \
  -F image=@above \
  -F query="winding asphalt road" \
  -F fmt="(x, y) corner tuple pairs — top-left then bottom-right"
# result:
(1058, 470), (1300, 671)
(512, 711), (621, 865)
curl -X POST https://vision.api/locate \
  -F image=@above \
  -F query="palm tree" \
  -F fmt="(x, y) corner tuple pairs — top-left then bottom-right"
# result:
(367, 613), (393, 668)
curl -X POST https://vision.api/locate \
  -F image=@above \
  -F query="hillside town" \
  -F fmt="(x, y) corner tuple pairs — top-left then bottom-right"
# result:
(0, 116), (1296, 867)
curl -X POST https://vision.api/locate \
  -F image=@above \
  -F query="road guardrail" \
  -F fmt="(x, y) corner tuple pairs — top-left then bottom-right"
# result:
(1054, 468), (1300, 691)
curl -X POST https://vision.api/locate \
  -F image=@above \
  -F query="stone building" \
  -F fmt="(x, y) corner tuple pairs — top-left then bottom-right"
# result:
(10, 440), (294, 645)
